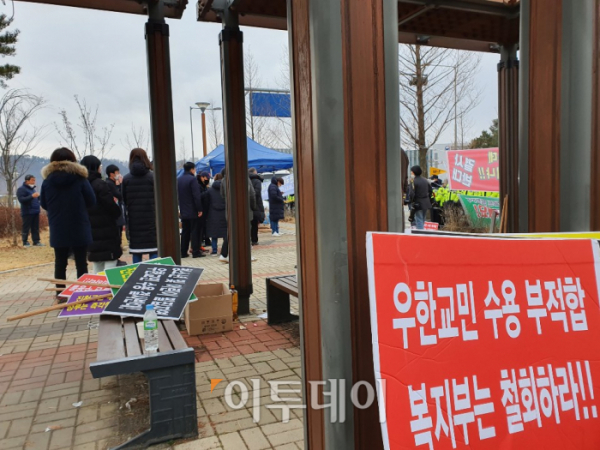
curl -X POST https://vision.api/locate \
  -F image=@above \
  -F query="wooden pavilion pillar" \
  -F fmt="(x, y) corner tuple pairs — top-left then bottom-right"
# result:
(519, 0), (600, 232)
(145, 0), (180, 263)
(288, 0), (401, 448)
(219, 10), (253, 313)
(592, 0), (600, 230)
(498, 45), (519, 232)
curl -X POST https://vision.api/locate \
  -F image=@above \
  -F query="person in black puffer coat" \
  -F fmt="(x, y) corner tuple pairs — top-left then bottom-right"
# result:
(249, 168), (265, 245)
(122, 148), (158, 263)
(219, 167), (257, 261)
(204, 173), (228, 255)
(81, 155), (123, 273)
(41, 147), (96, 291)
(268, 177), (284, 236)
(196, 170), (212, 248)
(178, 162), (204, 258)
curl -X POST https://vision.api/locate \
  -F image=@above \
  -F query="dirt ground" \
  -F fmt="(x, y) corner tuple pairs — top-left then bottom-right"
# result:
(0, 229), (55, 272)
(0, 221), (293, 273)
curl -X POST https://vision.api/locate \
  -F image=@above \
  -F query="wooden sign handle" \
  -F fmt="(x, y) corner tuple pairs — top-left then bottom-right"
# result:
(38, 277), (121, 289)
(6, 293), (112, 322)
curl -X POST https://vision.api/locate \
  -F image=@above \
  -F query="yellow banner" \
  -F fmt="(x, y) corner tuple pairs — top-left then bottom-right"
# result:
(451, 190), (500, 198)
(429, 167), (447, 176)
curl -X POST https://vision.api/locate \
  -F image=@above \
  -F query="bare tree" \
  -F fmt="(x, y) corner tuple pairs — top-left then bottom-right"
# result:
(245, 50), (272, 146)
(245, 45), (293, 150)
(265, 44), (293, 150)
(206, 103), (223, 151)
(178, 137), (190, 166)
(123, 124), (150, 151)
(456, 114), (474, 150)
(0, 90), (46, 245)
(399, 45), (482, 170)
(55, 95), (115, 160)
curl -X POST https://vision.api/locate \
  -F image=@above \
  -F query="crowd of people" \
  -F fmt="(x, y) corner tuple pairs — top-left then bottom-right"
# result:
(18, 146), (289, 300)
(176, 162), (287, 263)
(32, 147), (158, 295)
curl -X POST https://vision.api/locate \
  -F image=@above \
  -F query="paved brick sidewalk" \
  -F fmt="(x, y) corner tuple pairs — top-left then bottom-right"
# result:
(0, 222), (303, 449)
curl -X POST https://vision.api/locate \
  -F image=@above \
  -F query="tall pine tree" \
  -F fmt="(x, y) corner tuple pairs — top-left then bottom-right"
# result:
(0, 15), (19, 88)
(469, 119), (498, 149)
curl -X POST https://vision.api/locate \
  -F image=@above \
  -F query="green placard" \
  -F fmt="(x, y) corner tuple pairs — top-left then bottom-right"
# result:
(458, 194), (500, 228)
(104, 257), (197, 300)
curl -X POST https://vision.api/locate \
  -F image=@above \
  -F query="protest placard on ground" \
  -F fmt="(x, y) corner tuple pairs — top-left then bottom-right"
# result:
(367, 233), (600, 450)
(104, 257), (198, 301)
(59, 274), (109, 298)
(105, 257), (174, 294)
(447, 148), (499, 192)
(104, 264), (204, 320)
(58, 290), (112, 318)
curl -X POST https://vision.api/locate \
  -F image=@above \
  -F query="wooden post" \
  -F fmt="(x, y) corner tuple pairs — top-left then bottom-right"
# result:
(146, 1), (181, 264)
(219, 12), (253, 314)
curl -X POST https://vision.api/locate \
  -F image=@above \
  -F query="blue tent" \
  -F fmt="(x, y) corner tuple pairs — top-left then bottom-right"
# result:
(196, 137), (293, 175)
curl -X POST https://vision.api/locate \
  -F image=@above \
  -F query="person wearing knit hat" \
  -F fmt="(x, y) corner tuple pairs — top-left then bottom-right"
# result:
(409, 165), (432, 230)
(80, 155), (123, 273)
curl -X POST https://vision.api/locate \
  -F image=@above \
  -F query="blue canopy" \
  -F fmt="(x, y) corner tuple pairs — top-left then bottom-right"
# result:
(196, 137), (293, 175)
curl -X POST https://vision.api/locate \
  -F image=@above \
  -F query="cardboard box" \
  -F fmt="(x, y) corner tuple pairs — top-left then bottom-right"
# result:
(185, 283), (233, 336)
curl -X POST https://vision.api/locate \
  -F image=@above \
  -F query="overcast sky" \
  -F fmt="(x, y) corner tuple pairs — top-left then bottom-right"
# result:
(8, 3), (499, 162)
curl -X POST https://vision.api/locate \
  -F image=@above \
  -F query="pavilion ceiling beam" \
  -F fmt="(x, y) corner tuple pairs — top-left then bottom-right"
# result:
(196, 0), (519, 48)
(399, 0), (518, 17)
(398, 4), (436, 26)
(14, 0), (187, 18)
(398, 31), (501, 52)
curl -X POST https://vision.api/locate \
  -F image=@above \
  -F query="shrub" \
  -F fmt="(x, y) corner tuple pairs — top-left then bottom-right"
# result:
(0, 206), (49, 240)
(442, 204), (488, 234)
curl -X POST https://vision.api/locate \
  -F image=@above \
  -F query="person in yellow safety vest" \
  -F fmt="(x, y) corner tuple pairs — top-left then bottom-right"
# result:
(434, 185), (450, 207)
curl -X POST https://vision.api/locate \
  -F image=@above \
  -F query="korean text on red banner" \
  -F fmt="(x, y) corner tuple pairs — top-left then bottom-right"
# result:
(447, 148), (499, 192)
(366, 234), (600, 450)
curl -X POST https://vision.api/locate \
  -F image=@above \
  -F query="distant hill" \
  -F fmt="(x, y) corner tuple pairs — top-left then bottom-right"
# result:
(0, 155), (130, 195)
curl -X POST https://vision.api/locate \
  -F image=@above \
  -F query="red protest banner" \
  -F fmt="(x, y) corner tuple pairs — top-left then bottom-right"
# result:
(59, 274), (109, 298)
(366, 234), (600, 450)
(424, 222), (439, 230)
(447, 148), (499, 192)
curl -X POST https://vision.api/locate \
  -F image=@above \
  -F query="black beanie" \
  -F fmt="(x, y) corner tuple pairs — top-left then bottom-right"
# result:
(81, 155), (102, 173)
(410, 165), (422, 177)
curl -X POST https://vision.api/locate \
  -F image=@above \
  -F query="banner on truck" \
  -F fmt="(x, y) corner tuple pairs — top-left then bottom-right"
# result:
(447, 148), (499, 192)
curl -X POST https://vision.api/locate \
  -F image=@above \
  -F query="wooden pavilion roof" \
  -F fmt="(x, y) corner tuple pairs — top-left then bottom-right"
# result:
(14, 0), (188, 19)
(197, 0), (520, 52)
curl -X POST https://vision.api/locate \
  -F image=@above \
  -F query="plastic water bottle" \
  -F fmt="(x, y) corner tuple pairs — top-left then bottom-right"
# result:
(144, 304), (159, 355)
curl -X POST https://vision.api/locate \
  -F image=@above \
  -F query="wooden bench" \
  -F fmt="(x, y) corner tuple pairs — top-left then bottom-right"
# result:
(266, 275), (300, 325)
(90, 316), (197, 449)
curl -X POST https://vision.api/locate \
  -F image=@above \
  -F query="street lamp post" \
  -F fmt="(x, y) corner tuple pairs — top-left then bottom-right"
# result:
(454, 65), (457, 149)
(195, 102), (210, 158)
(189, 103), (222, 161)
(189, 107), (195, 162)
